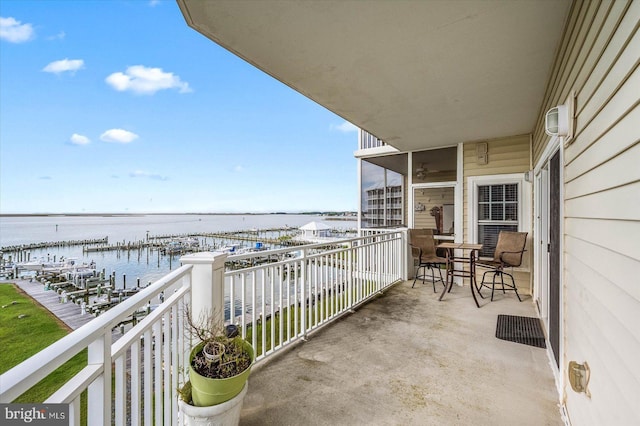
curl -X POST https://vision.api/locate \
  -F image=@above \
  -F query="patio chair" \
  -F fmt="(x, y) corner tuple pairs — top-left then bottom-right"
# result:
(409, 229), (446, 292)
(476, 231), (528, 301)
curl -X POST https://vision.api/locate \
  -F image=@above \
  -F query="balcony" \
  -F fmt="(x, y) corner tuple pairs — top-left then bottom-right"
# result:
(241, 279), (562, 425)
(359, 130), (387, 150)
(0, 230), (561, 424)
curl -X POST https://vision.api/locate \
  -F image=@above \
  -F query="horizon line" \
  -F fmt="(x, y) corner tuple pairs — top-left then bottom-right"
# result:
(0, 211), (358, 217)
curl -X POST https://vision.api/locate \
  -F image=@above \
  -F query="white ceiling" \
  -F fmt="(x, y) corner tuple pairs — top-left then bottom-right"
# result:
(178, 0), (571, 152)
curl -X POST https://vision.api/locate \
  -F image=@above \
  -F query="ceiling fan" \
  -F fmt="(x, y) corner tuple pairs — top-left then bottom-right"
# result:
(416, 164), (427, 179)
(415, 163), (440, 180)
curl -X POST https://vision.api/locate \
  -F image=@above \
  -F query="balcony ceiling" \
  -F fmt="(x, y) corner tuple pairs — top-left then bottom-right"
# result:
(178, 0), (571, 152)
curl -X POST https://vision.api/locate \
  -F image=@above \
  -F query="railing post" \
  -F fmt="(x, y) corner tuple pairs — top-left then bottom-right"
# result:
(400, 228), (409, 281)
(88, 333), (112, 426)
(180, 252), (228, 326)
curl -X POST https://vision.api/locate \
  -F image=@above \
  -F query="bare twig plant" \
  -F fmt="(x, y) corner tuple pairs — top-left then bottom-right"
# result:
(184, 306), (252, 380)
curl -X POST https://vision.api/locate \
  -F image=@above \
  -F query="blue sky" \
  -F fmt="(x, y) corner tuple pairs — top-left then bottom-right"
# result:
(0, 0), (358, 214)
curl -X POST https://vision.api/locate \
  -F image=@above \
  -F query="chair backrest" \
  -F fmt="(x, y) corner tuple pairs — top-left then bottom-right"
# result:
(408, 228), (433, 245)
(493, 231), (528, 267)
(409, 228), (437, 258)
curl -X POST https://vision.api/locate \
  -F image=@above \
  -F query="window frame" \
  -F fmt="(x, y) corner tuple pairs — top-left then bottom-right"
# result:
(467, 173), (531, 261)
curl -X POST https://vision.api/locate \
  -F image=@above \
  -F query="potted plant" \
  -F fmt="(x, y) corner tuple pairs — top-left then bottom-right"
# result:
(178, 308), (255, 425)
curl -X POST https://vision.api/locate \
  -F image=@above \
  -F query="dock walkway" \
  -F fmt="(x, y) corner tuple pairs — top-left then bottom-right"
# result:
(11, 278), (94, 330)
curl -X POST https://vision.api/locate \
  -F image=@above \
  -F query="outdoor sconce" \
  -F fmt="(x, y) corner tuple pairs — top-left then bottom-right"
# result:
(545, 105), (570, 136)
(568, 361), (591, 397)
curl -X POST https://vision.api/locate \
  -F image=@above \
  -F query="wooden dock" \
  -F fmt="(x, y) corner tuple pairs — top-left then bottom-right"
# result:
(1, 237), (109, 255)
(12, 278), (94, 330)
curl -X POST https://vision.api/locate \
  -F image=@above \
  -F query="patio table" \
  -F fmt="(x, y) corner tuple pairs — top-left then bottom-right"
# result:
(437, 242), (483, 308)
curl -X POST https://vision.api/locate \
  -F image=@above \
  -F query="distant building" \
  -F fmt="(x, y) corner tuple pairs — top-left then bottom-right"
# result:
(299, 221), (331, 239)
(362, 185), (403, 228)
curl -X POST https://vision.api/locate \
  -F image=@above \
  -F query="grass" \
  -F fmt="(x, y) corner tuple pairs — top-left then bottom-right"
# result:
(0, 283), (87, 403)
(245, 281), (375, 357)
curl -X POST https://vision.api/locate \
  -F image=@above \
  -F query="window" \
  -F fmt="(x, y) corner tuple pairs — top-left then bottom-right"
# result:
(468, 174), (530, 259)
(477, 184), (519, 257)
(360, 159), (405, 228)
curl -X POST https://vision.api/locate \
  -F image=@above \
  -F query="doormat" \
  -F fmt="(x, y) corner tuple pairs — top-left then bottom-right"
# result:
(496, 315), (546, 349)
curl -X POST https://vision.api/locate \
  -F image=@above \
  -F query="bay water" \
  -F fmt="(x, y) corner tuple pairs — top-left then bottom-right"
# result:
(0, 214), (356, 286)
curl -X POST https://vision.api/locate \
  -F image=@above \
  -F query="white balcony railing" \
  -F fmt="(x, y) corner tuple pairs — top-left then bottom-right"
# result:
(359, 130), (386, 150)
(0, 230), (406, 425)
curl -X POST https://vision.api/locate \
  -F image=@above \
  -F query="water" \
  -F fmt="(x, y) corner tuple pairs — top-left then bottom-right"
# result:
(0, 214), (356, 286)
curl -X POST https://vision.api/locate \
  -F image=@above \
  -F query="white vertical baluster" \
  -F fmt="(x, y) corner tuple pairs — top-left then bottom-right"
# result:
(311, 255), (317, 329)
(286, 263), (291, 343)
(171, 302), (182, 425)
(131, 339), (141, 426)
(347, 242), (353, 309)
(378, 236), (383, 290)
(241, 273), (246, 338)
(260, 268), (265, 357)
(69, 396), (81, 426)
(163, 310), (171, 424)
(143, 329), (152, 426)
(333, 252), (338, 315)
(230, 274), (235, 323)
(251, 270), (257, 352)
(293, 261), (298, 339)
(279, 264), (284, 347)
(270, 265), (275, 354)
(153, 320), (162, 425)
(299, 256), (305, 338)
(114, 352), (126, 426)
(171, 303), (179, 426)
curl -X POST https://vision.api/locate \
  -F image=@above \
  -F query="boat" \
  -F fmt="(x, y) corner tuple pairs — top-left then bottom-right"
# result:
(161, 237), (200, 255)
(19, 257), (97, 275)
(19, 257), (74, 272)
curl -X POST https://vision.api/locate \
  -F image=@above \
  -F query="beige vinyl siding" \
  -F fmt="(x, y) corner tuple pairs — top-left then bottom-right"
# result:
(462, 134), (532, 293)
(531, 0), (639, 423)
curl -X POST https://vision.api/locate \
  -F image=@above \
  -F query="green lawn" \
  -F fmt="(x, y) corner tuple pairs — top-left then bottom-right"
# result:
(245, 283), (369, 357)
(0, 283), (87, 402)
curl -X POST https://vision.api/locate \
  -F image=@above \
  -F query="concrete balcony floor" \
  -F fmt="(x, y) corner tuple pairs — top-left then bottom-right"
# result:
(240, 280), (563, 425)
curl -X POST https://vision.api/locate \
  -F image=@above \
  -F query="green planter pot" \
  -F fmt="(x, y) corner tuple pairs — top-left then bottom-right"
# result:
(189, 338), (255, 407)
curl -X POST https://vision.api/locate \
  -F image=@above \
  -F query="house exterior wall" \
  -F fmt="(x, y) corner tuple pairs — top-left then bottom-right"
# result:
(462, 134), (532, 293)
(531, 0), (639, 423)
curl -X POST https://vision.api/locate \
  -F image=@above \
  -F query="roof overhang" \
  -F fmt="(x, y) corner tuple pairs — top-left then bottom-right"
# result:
(177, 0), (570, 152)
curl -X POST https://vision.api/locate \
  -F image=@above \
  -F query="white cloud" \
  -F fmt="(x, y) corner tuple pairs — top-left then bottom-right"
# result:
(43, 58), (84, 74)
(0, 17), (34, 43)
(331, 121), (358, 133)
(47, 31), (66, 41)
(234, 165), (244, 172)
(149, 0), (161, 6)
(129, 170), (168, 181)
(70, 133), (90, 145)
(105, 65), (192, 95)
(100, 129), (139, 144)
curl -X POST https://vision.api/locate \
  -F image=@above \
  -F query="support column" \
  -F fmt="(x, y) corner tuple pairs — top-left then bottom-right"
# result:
(180, 252), (228, 325)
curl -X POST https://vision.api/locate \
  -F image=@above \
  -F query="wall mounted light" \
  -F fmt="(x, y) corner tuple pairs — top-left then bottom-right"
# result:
(545, 104), (570, 137)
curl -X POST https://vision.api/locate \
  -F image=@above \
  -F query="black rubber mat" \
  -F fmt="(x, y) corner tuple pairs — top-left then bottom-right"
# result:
(496, 315), (546, 348)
